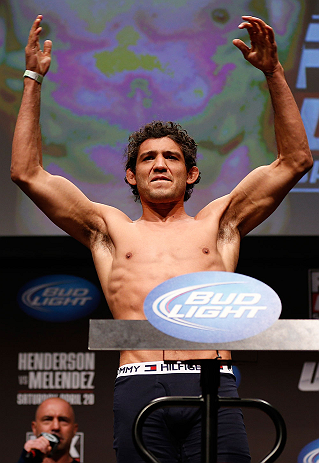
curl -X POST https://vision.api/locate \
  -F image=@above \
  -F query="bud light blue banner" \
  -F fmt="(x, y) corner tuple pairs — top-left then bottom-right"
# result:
(18, 275), (101, 322)
(144, 272), (281, 343)
(298, 438), (319, 463)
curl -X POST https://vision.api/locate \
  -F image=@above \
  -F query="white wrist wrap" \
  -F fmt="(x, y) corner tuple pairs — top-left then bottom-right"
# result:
(23, 70), (43, 84)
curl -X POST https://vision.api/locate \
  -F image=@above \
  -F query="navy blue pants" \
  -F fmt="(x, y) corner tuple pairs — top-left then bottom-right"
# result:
(113, 372), (250, 463)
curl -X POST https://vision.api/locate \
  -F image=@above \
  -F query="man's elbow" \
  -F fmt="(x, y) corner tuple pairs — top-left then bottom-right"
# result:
(300, 149), (314, 173)
(10, 164), (37, 189)
(10, 166), (26, 186)
(292, 148), (314, 175)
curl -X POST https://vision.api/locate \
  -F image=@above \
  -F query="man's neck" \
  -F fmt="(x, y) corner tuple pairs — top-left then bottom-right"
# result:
(139, 198), (190, 222)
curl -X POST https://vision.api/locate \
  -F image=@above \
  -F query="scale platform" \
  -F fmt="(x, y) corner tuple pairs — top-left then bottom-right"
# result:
(88, 319), (319, 351)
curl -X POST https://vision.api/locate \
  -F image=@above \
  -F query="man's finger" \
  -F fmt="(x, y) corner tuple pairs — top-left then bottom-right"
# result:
(43, 40), (52, 56)
(242, 15), (267, 26)
(242, 16), (272, 39)
(232, 39), (250, 58)
(27, 15), (42, 45)
(266, 26), (275, 44)
(30, 15), (42, 35)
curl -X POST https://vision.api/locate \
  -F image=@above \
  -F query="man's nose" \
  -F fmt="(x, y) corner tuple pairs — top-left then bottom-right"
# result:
(153, 154), (167, 170)
(51, 418), (60, 430)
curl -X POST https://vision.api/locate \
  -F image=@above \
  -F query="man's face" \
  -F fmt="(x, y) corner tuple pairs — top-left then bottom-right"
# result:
(126, 137), (198, 204)
(31, 398), (78, 455)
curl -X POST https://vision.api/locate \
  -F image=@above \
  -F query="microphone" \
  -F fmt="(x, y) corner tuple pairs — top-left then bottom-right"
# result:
(26, 433), (60, 460)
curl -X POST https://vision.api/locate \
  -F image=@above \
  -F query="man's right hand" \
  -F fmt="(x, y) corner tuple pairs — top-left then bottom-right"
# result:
(24, 435), (52, 457)
(25, 15), (52, 76)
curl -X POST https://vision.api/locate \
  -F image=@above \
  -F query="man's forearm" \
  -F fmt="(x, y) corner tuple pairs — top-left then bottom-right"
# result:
(266, 64), (312, 167)
(11, 78), (43, 184)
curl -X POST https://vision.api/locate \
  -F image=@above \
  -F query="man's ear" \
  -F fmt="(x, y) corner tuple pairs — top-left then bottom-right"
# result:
(73, 423), (78, 436)
(126, 169), (137, 186)
(31, 421), (37, 436)
(186, 166), (199, 184)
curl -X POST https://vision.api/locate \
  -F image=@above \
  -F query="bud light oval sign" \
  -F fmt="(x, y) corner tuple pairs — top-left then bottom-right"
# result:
(18, 275), (101, 322)
(298, 439), (319, 463)
(144, 272), (281, 343)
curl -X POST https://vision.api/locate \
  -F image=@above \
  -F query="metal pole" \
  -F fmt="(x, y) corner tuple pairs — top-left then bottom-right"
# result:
(200, 359), (221, 463)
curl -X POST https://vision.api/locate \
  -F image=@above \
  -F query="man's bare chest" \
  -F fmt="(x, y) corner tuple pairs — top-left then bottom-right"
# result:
(114, 222), (223, 268)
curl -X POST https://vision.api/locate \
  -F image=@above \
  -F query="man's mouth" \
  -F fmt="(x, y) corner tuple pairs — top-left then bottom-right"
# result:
(151, 176), (171, 182)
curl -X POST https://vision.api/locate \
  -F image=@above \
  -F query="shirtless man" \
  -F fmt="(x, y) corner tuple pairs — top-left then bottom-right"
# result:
(11, 14), (312, 463)
(17, 398), (79, 463)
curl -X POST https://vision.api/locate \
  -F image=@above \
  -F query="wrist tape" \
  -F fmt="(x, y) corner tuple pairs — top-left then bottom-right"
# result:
(23, 70), (43, 84)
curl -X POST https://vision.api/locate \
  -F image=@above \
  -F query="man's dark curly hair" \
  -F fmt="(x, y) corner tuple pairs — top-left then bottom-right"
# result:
(124, 120), (201, 202)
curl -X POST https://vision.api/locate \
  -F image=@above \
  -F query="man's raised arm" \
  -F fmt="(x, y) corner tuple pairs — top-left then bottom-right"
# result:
(11, 16), (107, 246)
(11, 15), (51, 177)
(222, 16), (313, 237)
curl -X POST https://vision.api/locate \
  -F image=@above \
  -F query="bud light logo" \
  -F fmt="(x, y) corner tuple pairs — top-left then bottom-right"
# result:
(298, 439), (319, 463)
(144, 272), (281, 343)
(18, 275), (101, 322)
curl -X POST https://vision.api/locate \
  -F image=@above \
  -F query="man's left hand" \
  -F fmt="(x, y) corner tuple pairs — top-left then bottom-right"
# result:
(233, 16), (279, 75)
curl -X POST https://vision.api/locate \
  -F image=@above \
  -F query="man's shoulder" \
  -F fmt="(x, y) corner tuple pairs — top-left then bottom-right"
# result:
(195, 194), (231, 220)
(97, 203), (133, 222)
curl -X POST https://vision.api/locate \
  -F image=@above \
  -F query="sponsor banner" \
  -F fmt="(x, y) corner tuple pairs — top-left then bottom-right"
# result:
(144, 271), (281, 343)
(26, 432), (84, 463)
(17, 352), (96, 406)
(298, 439), (319, 463)
(17, 275), (101, 322)
(299, 361), (319, 392)
(292, 14), (319, 193)
(309, 270), (319, 318)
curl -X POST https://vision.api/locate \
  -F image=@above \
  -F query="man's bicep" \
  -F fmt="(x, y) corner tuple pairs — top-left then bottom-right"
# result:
(18, 169), (107, 245)
(225, 161), (298, 237)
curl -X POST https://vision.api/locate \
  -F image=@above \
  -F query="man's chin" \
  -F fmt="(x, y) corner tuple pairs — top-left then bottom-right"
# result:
(147, 193), (178, 203)
(49, 445), (66, 459)
(148, 187), (183, 200)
